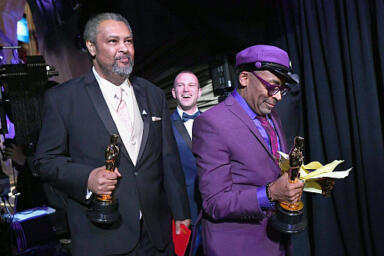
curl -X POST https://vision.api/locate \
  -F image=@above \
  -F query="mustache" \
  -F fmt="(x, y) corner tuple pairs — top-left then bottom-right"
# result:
(266, 99), (277, 105)
(115, 55), (132, 61)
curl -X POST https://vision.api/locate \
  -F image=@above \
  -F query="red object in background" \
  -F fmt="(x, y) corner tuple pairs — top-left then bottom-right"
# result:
(172, 220), (191, 256)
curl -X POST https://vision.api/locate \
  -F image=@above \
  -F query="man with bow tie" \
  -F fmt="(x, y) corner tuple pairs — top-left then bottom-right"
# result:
(34, 13), (190, 256)
(171, 71), (203, 255)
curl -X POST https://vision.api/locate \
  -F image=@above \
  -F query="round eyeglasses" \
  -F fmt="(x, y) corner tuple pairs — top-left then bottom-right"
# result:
(251, 71), (289, 97)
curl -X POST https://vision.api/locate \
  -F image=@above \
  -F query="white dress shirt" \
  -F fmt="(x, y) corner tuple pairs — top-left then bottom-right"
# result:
(86, 67), (143, 202)
(176, 107), (199, 139)
(94, 67), (143, 165)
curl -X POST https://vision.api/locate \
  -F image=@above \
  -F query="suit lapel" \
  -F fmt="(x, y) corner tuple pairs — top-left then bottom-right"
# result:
(131, 77), (150, 164)
(225, 94), (275, 160)
(85, 71), (134, 165)
(84, 71), (119, 137)
(171, 111), (192, 150)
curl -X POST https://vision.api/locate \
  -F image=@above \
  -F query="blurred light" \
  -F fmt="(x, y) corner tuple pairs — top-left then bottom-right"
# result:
(17, 17), (29, 43)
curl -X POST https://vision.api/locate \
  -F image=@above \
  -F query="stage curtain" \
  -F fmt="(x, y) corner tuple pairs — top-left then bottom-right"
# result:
(279, 0), (384, 255)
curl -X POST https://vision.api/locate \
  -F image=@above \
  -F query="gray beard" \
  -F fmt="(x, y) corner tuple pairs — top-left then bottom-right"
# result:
(112, 57), (134, 77)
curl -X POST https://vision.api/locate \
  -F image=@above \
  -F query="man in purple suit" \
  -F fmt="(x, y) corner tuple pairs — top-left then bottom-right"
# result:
(192, 45), (305, 256)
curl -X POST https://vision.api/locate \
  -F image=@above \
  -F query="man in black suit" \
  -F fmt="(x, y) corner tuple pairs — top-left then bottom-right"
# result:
(171, 71), (201, 226)
(34, 12), (190, 256)
(171, 71), (202, 255)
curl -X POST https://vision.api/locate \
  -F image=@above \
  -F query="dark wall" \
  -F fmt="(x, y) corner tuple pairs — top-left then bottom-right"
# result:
(27, 0), (295, 83)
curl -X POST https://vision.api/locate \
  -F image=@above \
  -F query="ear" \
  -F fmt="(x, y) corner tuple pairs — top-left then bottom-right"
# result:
(238, 71), (249, 88)
(86, 40), (96, 57)
(197, 87), (202, 98)
(171, 87), (176, 99)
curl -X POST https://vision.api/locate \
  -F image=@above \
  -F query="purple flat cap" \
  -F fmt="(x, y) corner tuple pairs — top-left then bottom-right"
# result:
(236, 44), (290, 68)
(236, 44), (298, 84)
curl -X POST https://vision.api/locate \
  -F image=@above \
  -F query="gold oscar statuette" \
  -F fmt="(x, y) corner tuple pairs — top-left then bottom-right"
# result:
(271, 136), (307, 233)
(87, 134), (121, 224)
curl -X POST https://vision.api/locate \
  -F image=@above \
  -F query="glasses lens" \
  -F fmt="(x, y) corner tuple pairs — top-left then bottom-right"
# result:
(252, 71), (289, 97)
(280, 87), (288, 96)
(267, 86), (288, 97)
(269, 88), (280, 96)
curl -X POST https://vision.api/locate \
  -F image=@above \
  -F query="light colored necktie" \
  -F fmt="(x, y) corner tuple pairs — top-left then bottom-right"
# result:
(116, 87), (138, 164)
(116, 88), (132, 126)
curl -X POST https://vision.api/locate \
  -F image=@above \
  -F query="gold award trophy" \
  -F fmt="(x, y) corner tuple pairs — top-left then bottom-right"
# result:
(271, 136), (307, 233)
(87, 134), (121, 224)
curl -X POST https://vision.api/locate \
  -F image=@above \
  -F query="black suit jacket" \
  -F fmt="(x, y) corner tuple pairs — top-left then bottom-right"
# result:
(171, 111), (201, 225)
(34, 71), (190, 256)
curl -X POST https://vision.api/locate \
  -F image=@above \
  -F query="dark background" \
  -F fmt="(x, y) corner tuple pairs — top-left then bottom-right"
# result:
(20, 0), (384, 255)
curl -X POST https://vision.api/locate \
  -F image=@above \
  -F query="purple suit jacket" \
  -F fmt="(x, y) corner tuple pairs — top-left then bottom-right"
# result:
(192, 94), (290, 256)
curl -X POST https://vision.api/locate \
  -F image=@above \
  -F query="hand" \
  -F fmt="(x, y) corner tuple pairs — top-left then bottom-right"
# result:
(175, 219), (191, 235)
(269, 173), (304, 203)
(4, 143), (27, 165)
(87, 166), (121, 195)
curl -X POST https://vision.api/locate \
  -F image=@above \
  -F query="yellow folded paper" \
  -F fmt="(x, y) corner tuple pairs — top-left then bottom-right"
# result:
(278, 152), (352, 195)
(278, 151), (290, 172)
(300, 160), (345, 180)
(303, 181), (322, 194)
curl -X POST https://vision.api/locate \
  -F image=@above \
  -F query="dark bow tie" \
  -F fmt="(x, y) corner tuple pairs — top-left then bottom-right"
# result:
(182, 112), (200, 122)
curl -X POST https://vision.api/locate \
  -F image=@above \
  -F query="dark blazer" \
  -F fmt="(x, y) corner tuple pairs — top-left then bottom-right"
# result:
(192, 94), (290, 256)
(171, 111), (200, 225)
(34, 71), (190, 256)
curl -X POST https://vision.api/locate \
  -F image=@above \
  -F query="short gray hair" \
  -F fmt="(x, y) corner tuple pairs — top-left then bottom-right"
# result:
(83, 13), (132, 44)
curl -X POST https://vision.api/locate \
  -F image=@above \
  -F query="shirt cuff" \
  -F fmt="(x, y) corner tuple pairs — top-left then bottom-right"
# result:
(257, 185), (274, 210)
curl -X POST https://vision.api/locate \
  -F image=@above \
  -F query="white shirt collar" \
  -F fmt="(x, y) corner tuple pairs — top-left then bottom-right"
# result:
(93, 67), (131, 110)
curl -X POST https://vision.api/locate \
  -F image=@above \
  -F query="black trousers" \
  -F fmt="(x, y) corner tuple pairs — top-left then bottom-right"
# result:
(110, 219), (175, 256)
